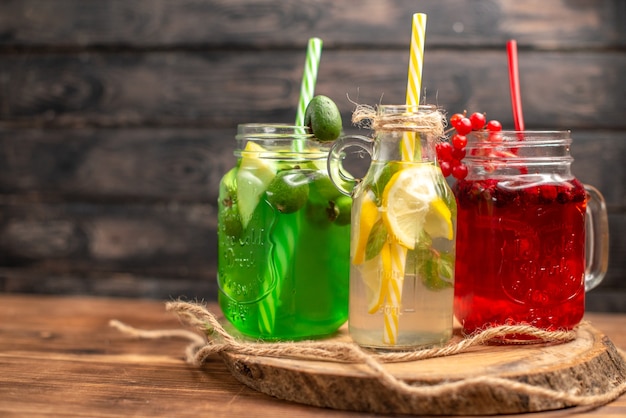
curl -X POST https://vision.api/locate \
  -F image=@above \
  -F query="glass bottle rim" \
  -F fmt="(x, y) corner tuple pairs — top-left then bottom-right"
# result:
(236, 123), (314, 139)
(467, 130), (571, 140)
(376, 104), (440, 115)
(464, 129), (574, 169)
(235, 123), (329, 159)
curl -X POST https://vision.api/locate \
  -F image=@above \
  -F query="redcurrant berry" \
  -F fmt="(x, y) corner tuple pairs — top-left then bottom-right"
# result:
(486, 120), (502, 132)
(452, 146), (466, 160)
(452, 163), (468, 180)
(455, 117), (473, 135)
(451, 134), (467, 149)
(450, 113), (464, 129)
(439, 161), (452, 177)
(436, 141), (453, 162)
(469, 112), (486, 131)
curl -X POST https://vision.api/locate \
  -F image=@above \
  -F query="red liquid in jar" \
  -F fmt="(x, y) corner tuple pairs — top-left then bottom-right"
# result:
(453, 176), (587, 335)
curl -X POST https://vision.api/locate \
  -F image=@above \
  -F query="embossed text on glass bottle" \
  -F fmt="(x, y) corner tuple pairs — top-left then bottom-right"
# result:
(217, 124), (350, 340)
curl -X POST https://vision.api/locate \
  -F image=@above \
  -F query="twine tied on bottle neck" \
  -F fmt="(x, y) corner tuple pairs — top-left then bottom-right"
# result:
(351, 104), (446, 137)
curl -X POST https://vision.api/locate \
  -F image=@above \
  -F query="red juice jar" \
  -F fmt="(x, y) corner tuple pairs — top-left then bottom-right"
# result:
(453, 131), (609, 339)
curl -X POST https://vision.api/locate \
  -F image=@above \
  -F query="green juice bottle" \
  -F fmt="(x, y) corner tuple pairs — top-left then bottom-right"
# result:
(217, 124), (350, 340)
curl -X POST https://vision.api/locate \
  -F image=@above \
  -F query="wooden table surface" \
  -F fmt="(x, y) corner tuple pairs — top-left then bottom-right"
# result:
(0, 294), (624, 418)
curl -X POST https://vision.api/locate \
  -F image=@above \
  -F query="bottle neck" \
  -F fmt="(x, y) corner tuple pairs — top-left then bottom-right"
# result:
(372, 131), (438, 163)
(367, 104), (444, 163)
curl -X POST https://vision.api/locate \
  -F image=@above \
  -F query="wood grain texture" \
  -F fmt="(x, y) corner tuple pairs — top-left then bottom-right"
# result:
(0, 269), (215, 300)
(0, 294), (624, 417)
(0, 128), (236, 202)
(0, 0), (624, 48)
(0, 128), (622, 303)
(0, 128), (622, 205)
(0, 204), (622, 301)
(1, 51), (626, 130)
(0, 0), (625, 310)
(0, 201), (217, 277)
(221, 323), (626, 415)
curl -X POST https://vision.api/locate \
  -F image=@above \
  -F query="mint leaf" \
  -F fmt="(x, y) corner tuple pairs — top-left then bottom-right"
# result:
(418, 249), (454, 291)
(370, 162), (402, 205)
(438, 253), (455, 281)
(365, 218), (387, 261)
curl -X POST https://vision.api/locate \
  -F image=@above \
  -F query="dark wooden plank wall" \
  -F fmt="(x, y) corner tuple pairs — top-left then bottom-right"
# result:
(0, 0), (624, 311)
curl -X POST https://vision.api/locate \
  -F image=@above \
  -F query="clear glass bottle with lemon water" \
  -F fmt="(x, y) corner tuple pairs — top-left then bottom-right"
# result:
(328, 105), (456, 349)
(217, 124), (350, 340)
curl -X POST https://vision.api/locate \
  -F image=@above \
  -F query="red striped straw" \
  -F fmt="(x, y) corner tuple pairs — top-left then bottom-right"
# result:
(507, 39), (525, 132)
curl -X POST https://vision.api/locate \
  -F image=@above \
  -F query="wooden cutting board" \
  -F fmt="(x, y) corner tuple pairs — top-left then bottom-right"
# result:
(218, 322), (626, 415)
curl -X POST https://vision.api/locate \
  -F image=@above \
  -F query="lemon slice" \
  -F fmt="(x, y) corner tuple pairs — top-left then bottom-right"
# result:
(352, 191), (380, 265)
(381, 165), (439, 249)
(236, 142), (276, 227)
(358, 254), (387, 314)
(424, 197), (454, 240)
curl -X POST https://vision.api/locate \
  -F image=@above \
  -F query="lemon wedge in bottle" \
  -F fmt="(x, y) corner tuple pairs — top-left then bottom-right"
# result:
(236, 142), (276, 228)
(351, 191), (380, 265)
(424, 197), (454, 240)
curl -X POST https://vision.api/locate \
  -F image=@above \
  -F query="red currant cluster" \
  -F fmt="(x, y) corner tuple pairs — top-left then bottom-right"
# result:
(436, 111), (502, 180)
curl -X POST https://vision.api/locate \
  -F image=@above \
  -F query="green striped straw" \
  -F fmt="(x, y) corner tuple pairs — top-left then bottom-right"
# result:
(294, 37), (323, 151)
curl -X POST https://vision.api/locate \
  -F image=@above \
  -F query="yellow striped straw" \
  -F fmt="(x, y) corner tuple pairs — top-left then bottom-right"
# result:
(382, 242), (408, 346)
(401, 13), (427, 161)
(380, 12), (427, 347)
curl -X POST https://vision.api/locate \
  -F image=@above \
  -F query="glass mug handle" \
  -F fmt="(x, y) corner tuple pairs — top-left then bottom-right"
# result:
(584, 184), (609, 291)
(327, 135), (374, 196)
